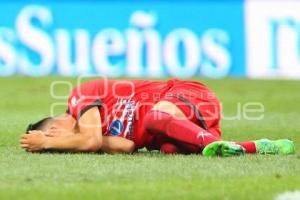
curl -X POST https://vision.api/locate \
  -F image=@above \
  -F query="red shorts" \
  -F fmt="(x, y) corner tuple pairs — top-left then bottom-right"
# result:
(160, 79), (221, 138)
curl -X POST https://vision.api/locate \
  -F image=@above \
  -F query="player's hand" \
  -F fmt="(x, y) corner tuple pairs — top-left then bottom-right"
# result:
(20, 131), (48, 152)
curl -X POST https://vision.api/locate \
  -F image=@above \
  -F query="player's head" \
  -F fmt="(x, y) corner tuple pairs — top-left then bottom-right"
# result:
(26, 114), (76, 134)
(26, 117), (54, 133)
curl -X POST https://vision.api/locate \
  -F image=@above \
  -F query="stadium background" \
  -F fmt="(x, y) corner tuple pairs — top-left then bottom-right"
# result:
(0, 0), (299, 200)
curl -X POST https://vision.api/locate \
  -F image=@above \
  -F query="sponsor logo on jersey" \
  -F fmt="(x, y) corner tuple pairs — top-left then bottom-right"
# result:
(109, 119), (124, 136)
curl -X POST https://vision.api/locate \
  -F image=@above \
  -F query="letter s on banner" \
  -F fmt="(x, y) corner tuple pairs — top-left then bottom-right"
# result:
(16, 5), (55, 76)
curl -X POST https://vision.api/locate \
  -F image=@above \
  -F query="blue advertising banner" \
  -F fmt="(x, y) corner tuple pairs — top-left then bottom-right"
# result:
(0, 1), (245, 78)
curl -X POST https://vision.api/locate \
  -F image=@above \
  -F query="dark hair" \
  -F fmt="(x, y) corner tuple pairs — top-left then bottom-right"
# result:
(26, 117), (53, 134)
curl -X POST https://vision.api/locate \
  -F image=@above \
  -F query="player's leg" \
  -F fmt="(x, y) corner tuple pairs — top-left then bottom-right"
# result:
(144, 102), (220, 148)
(147, 133), (189, 154)
(144, 101), (295, 156)
(160, 142), (186, 154)
(203, 139), (295, 156)
(144, 100), (245, 155)
(160, 141), (201, 154)
(143, 79), (248, 155)
(144, 103), (248, 156)
(203, 120), (294, 156)
(203, 124), (294, 156)
(234, 141), (256, 153)
(145, 80), (295, 156)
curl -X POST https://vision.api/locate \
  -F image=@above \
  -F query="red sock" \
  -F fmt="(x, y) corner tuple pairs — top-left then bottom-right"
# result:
(175, 141), (201, 153)
(160, 143), (182, 154)
(160, 142), (200, 154)
(235, 141), (256, 153)
(143, 110), (220, 148)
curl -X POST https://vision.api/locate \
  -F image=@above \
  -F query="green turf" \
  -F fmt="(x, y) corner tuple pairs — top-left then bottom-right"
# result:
(0, 77), (299, 200)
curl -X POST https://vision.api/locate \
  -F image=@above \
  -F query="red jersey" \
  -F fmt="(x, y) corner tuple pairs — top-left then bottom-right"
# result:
(67, 79), (221, 149)
(67, 79), (174, 148)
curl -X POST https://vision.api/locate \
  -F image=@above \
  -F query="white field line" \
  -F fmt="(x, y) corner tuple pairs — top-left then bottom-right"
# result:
(275, 191), (300, 200)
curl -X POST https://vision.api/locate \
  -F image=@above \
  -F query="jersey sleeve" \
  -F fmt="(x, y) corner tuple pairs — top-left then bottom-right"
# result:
(66, 89), (102, 120)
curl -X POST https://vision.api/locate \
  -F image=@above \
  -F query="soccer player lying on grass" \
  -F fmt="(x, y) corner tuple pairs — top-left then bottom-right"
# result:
(20, 79), (295, 156)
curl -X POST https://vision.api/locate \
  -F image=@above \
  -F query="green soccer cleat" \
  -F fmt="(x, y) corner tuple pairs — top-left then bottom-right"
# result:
(202, 141), (246, 157)
(255, 139), (295, 155)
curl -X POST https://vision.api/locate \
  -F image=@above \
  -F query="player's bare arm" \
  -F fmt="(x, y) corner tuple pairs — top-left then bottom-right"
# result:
(20, 107), (135, 153)
(101, 136), (135, 154)
(20, 107), (102, 152)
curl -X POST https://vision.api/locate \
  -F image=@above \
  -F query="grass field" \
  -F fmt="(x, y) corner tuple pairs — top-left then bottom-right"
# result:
(0, 77), (299, 200)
